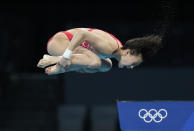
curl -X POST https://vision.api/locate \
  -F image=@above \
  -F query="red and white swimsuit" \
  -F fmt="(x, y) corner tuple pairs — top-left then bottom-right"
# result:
(47, 28), (123, 59)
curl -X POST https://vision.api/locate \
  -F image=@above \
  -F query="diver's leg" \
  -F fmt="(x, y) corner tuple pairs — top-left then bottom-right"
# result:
(45, 47), (112, 75)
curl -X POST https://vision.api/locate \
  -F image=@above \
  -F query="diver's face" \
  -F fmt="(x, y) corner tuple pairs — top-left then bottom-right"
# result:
(118, 49), (143, 69)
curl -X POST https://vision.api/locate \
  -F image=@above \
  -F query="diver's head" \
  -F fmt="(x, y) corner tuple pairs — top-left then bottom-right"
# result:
(117, 35), (162, 69)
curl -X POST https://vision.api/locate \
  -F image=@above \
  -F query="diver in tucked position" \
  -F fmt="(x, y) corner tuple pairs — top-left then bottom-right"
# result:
(37, 28), (162, 75)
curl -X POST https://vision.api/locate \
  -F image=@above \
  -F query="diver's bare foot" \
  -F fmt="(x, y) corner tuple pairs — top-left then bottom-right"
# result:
(45, 57), (72, 75)
(37, 54), (61, 68)
(45, 64), (66, 75)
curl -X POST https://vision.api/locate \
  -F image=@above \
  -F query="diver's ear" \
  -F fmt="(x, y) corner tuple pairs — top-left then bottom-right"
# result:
(126, 49), (130, 54)
(122, 49), (130, 55)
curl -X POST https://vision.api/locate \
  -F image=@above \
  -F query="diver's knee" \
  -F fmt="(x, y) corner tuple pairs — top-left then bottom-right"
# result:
(89, 60), (101, 67)
(99, 58), (112, 72)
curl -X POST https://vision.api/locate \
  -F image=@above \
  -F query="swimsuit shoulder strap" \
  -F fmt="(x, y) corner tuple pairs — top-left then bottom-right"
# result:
(63, 29), (95, 40)
(88, 28), (97, 32)
(63, 31), (73, 41)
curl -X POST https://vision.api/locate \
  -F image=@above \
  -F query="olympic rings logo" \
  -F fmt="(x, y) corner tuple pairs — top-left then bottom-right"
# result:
(138, 109), (168, 123)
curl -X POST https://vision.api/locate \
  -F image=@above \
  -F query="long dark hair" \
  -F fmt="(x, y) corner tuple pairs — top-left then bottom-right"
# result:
(121, 35), (162, 60)
(121, 0), (176, 60)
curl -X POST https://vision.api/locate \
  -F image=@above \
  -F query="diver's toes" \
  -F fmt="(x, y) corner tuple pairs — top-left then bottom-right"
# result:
(37, 59), (46, 68)
(45, 67), (52, 74)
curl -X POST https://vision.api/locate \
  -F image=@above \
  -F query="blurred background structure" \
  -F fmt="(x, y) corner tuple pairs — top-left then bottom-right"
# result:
(0, 1), (194, 131)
